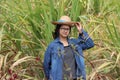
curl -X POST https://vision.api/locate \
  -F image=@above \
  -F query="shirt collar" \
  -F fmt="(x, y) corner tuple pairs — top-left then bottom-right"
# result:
(54, 37), (61, 43)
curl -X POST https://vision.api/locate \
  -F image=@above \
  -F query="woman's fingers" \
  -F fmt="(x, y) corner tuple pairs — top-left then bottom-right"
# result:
(75, 22), (83, 33)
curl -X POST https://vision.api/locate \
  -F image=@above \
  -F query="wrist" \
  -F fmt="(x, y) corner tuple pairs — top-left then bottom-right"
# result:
(78, 28), (83, 34)
(79, 31), (83, 36)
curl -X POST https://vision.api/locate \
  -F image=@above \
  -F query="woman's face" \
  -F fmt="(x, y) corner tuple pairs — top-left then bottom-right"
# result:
(59, 25), (70, 38)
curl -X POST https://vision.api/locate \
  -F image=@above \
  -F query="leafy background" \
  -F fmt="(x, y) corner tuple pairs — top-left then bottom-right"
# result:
(0, 0), (120, 80)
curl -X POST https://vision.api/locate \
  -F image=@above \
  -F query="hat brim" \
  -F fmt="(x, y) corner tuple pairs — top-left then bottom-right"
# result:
(51, 21), (77, 26)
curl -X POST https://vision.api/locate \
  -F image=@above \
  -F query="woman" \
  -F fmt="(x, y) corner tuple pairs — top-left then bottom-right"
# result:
(43, 16), (94, 80)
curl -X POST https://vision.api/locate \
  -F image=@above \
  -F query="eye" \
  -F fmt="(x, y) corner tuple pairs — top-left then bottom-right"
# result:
(60, 28), (70, 31)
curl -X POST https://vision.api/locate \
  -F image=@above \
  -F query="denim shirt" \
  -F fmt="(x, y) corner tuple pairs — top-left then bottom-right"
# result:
(43, 30), (94, 80)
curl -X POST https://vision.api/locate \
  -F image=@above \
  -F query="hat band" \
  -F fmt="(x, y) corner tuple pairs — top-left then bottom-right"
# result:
(58, 20), (68, 22)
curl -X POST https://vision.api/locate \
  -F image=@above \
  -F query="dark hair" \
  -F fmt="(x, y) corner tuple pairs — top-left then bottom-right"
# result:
(52, 25), (61, 39)
(52, 24), (71, 39)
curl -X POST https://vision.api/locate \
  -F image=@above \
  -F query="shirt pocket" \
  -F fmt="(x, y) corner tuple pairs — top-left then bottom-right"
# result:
(52, 49), (59, 64)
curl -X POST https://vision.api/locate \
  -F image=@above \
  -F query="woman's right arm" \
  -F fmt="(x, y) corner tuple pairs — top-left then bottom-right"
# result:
(43, 44), (52, 79)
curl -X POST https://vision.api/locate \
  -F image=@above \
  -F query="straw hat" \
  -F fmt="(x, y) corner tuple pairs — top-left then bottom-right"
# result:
(51, 16), (77, 26)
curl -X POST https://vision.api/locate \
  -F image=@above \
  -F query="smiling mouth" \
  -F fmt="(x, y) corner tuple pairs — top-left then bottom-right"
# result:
(63, 33), (68, 35)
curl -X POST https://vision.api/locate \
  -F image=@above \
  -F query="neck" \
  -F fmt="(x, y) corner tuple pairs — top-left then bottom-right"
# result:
(60, 37), (67, 42)
(59, 36), (68, 46)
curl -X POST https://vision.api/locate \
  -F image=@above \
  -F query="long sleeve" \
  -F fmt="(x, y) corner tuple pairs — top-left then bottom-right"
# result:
(77, 30), (94, 50)
(43, 45), (52, 79)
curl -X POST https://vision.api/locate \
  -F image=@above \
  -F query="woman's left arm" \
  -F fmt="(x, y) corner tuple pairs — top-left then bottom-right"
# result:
(75, 22), (94, 50)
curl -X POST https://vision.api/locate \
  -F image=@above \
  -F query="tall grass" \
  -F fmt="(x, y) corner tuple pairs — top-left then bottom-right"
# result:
(0, 0), (120, 80)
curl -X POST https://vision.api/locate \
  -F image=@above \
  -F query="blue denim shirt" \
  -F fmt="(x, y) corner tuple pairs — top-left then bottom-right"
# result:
(43, 30), (94, 80)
